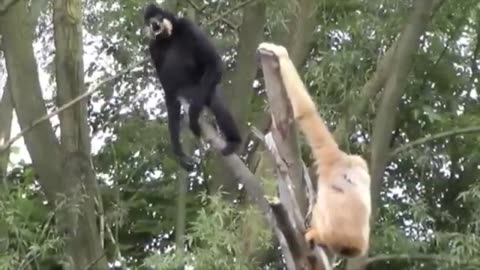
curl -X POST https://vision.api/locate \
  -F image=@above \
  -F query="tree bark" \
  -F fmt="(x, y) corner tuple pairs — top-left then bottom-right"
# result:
(208, 1), (267, 196)
(0, 77), (12, 256)
(258, 0), (319, 217)
(0, 77), (13, 182)
(52, 0), (107, 268)
(1, 0), (107, 268)
(2, 0), (64, 201)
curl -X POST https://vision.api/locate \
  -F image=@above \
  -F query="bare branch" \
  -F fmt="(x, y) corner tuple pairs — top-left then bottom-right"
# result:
(366, 253), (480, 266)
(208, 0), (260, 26)
(0, 58), (148, 153)
(270, 201), (306, 261)
(0, 77), (13, 184)
(391, 125), (480, 156)
(186, 0), (239, 30)
(198, 120), (298, 269)
(345, 3), (437, 269)
(257, 44), (330, 270)
(370, 0), (435, 193)
(471, 17), (480, 85)
(334, 0), (448, 143)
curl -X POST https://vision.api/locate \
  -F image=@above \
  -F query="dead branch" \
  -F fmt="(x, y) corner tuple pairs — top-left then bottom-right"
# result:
(256, 44), (330, 270)
(198, 120), (297, 269)
(366, 253), (480, 267)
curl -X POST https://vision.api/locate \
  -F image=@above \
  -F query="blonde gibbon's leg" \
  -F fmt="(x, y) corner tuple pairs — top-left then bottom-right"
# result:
(257, 42), (371, 258)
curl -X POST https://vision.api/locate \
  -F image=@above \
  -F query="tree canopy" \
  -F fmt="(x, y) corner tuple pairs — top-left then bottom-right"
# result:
(0, 0), (479, 269)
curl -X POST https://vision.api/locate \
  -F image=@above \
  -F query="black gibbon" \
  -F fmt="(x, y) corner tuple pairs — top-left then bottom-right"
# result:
(144, 3), (241, 171)
(257, 42), (371, 257)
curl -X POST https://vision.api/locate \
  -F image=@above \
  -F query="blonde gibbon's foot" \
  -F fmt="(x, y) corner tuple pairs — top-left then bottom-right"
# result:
(305, 228), (319, 249)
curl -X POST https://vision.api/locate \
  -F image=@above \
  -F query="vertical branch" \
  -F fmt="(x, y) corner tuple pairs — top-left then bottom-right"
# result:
(53, 0), (107, 268)
(370, 0), (435, 207)
(208, 0), (266, 196)
(0, 78), (13, 184)
(257, 44), (330, 270)
(271, 0), (319, 217)
(346, 1), (437, 269)
(1, 0), (63, 200)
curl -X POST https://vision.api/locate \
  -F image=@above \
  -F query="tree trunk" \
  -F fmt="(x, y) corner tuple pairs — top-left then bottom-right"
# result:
(1, 0), (108, 268)
(0, 77), (13, 182)
(0, 76), (12, 256)
(208, 1), (267, 197)
(52, 0), (107, 268)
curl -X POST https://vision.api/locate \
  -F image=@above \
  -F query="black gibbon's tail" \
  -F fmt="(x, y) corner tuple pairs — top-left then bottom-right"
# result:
(208, 95), (242, 155)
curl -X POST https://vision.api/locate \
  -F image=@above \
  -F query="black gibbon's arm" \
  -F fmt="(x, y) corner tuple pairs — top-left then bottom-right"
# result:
(181, 20), (224, 138)
(189, 22), (224, 100)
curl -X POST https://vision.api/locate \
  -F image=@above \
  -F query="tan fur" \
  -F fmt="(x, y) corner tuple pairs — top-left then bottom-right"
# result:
(258, 42), (371, 257)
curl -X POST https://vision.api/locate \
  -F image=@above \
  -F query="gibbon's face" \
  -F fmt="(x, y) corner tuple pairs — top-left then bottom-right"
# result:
(144, 4), (172, 40)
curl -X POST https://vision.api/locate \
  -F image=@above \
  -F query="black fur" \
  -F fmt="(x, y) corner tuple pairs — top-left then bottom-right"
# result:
(144, 4), (241, 171)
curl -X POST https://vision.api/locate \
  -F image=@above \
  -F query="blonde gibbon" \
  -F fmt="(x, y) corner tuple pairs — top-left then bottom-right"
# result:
(257, 42), (371, 258)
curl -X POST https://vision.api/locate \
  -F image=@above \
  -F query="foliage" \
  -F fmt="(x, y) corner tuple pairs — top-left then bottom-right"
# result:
(144, 193), (273, 270)
(1, 0), (480, 269)
(0, 172), (62, 269)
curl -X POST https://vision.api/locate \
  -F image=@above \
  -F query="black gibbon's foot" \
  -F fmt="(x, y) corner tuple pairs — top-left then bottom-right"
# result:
(178, 155), (197, 172)
(221, 140), (241, 156)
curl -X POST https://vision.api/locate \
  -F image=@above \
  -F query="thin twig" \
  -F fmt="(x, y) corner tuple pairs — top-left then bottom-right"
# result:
(185, 0), (201, 10)
(391, 125), (480, 156)
(0, 58), (149, 153)
(84, 252), (107, 270)
(366, 253), (480, 266)
(208, 0), (260, 26)
(188, 0), (240, 30)
(1, 0), (258, 153)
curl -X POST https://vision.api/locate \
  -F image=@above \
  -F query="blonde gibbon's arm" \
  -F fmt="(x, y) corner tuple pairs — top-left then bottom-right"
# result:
(257, 42), (371, 258)
(257, 43), (341, 167)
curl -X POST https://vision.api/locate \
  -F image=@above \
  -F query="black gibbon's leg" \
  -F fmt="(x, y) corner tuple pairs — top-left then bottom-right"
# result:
(165, 95), (195, 171)
(179, 86), (203, 138)
(208, 92), (242, 155)
(188, 101), (203, 138)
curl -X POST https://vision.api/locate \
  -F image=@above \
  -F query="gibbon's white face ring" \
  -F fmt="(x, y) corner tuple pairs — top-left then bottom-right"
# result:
(147, 18), (173, 39)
